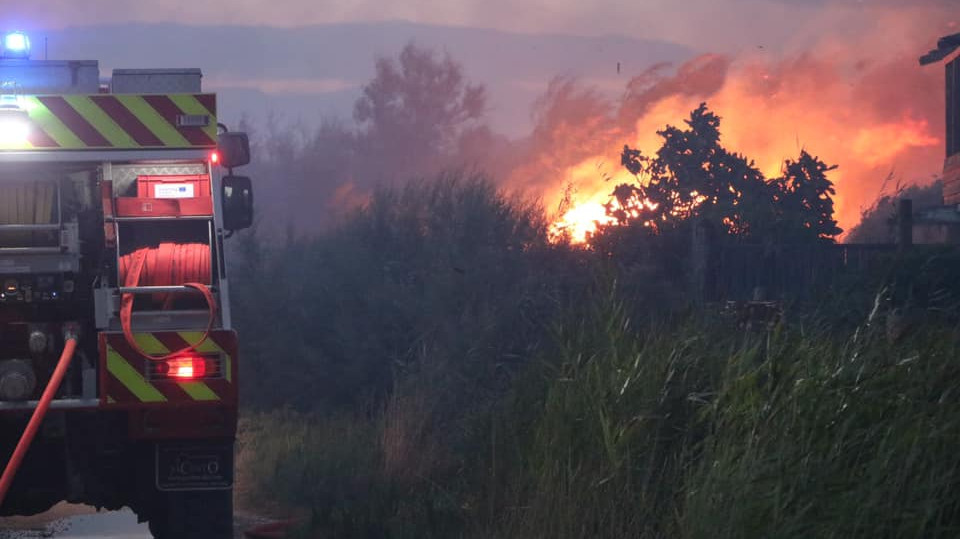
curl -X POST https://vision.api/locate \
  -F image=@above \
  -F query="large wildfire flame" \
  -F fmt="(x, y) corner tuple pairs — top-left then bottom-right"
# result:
(522, 45), (945, 243)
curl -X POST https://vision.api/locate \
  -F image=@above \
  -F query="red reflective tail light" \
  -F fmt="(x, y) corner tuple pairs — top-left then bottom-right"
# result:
(149, 355), (221, 380)
(170, 356), (205, 378)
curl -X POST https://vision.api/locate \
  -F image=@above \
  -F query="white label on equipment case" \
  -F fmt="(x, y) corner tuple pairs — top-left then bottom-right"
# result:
(154, 183), (196, 199)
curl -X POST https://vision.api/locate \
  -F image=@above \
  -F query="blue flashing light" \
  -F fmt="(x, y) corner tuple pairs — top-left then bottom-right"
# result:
(2, 32), (30, 59)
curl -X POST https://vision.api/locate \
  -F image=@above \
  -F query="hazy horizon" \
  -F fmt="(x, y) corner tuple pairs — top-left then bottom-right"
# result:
(30, 21), (691, 136)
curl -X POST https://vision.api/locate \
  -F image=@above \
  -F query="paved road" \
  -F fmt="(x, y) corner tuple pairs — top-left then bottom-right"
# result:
(0, 506), (147, 539)
(0, 503), (268, 538)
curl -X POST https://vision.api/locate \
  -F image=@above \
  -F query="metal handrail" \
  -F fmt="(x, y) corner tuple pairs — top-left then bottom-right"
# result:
(0, 398), (99, 411)
(118, 285), (217, 294)
(0, 247), (63, 254)
(109, 216), (213, 222)
(0, 224), (60, 231)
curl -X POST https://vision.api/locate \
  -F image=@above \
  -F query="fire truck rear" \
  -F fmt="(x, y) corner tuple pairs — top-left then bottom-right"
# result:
(0, 31), (253, 538)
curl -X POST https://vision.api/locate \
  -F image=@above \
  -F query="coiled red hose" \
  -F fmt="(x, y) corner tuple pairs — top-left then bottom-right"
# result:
(119, 243), (216, 360)
(119, 243), (211, 306)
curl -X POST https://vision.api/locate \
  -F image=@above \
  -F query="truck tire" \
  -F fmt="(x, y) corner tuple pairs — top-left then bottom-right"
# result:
(148, 488), (233, 539)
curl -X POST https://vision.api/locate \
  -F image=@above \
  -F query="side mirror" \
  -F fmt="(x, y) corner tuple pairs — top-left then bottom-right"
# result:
(218, 132), (250, 168)
(222, 175), (253, 231)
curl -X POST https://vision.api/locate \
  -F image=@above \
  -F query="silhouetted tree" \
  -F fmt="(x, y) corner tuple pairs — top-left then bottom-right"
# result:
(611, 103), (840, 244)
(241, 43), (491, 235)
(772, 150), (842, 242)
(354, 42), (488, 181)
(614, 104), (773, 238)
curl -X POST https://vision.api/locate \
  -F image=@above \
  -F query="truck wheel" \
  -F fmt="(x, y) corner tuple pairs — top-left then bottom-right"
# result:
(148, 488), (233, 539)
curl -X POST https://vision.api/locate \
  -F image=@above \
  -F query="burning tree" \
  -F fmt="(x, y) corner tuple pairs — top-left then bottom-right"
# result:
(608, 103), (841, 243)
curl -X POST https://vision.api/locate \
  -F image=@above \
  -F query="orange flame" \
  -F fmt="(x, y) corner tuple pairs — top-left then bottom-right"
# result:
(551, 200), (614, 243)
(524, 49), (943, 244)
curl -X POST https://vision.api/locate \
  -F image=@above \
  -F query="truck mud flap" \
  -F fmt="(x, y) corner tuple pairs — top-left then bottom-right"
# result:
(155, 441), (233, 491)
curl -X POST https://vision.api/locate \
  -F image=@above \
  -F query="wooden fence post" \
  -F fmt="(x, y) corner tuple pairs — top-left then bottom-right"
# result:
(691, 219), (715, 303)
(898, 198), (913, 251)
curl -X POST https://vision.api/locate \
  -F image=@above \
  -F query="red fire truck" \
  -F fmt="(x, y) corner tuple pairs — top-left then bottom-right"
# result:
(0, 30), (252, 538)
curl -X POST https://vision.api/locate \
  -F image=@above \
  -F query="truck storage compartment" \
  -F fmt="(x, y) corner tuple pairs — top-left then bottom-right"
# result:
(0, 60), (100, 94)
(0, 180), (58, 248)
(110, 68), (202, 94)
(114, 174), (213, 218)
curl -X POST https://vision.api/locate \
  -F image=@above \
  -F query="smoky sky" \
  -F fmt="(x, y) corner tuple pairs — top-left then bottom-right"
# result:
(9, 0), (954, 134)
(9, 0), (951, 237)
(5, 0), (954, 139)
(8, 0), (955, 53)
(768, 0), (954, 5)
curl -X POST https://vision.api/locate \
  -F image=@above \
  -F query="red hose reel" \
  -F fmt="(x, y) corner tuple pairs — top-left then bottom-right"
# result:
(118, 243), (217, 360)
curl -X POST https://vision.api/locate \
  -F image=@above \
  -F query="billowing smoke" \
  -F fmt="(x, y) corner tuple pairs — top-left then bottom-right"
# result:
(248, 2), (955, 240)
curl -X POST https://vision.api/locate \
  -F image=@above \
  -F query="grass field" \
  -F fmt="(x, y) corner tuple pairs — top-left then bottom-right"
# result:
(239, 294), (960, 538)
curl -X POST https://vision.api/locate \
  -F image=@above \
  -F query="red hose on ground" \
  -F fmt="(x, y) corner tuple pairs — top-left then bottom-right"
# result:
(244, 519), (301, 538)
(0, 337), (78, 507)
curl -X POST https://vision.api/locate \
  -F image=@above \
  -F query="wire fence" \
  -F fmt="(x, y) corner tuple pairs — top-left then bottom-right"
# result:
(709, 243), (900, 301)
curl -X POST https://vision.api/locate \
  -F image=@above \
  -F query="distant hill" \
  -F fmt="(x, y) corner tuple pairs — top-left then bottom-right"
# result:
(41, 22), (692, 134)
